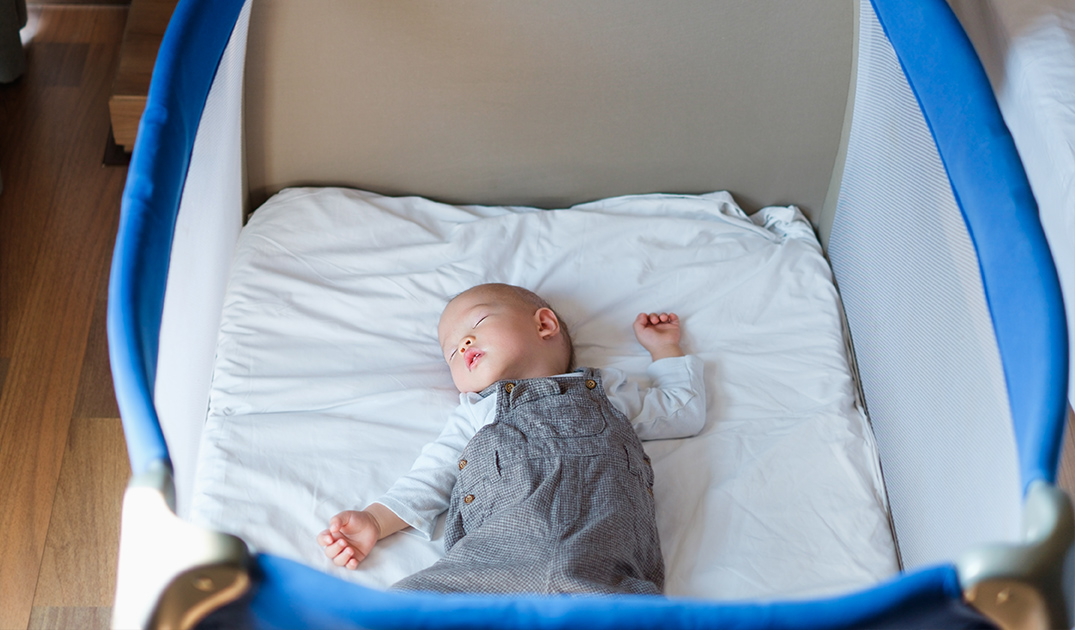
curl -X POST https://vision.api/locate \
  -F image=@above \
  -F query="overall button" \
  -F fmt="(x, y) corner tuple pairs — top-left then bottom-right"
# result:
(504, 383), (515, 394)
(585, 379), (597, 390)
(458, 459), (468, 470)
(464, 494), (475, 504)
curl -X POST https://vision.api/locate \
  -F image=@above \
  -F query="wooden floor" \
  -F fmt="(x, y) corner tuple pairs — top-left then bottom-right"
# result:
(0, 5), (1073, 630)
(0, 5), (129, 630)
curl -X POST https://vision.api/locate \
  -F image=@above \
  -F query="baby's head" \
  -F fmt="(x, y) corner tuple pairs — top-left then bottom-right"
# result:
(438, 283), (574, 393)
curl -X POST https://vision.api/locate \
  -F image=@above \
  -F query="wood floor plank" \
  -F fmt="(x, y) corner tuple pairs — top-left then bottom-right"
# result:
(27, 5), (127, 45)
(26, 606), (111, 630)
(0, 7), (127, 357)
(0, 7), (127, 629)
(30, 42), (89, 88)
(72, 256), (120, 420)
(1058, 405), (1075, 500)
(0, 77), (60, 356)
(32, 0), (129, 5)
(32, 418), (128, 609)
(0, 183), (122, 625)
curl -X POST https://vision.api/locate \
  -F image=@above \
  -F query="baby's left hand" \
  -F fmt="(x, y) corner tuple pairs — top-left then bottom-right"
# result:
(634, 312), (685, 361)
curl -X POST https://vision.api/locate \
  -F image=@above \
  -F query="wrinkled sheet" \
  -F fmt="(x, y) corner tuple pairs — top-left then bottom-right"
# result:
(191, 188), (898, 601)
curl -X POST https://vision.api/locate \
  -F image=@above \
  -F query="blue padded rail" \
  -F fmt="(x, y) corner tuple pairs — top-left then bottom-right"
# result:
(238, 555), (992, 630)
(107, 0), (247, 475)
(869, 0), (1069, 490)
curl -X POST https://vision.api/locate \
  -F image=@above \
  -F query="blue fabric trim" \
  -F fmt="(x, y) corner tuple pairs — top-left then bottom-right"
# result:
(236, 556), (992, 630)
(869, 0), (1069, 490)
(106, 0), (246, 474)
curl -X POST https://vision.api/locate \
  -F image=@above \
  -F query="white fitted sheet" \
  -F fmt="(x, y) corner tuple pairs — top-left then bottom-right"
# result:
(190, 188), (898, 601)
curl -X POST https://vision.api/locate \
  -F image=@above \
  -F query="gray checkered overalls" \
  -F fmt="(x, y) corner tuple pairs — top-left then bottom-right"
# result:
(391, 368), (664, 594)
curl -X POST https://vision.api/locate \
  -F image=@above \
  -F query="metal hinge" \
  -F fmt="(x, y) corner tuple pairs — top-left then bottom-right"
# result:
(957, 481), (1074, 630)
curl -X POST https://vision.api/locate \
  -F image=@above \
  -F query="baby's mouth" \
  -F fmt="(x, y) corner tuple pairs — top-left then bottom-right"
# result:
(464, 348), (483, 371)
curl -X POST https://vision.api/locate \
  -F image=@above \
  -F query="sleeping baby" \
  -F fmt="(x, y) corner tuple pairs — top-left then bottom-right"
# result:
(317, 283), (706, 594)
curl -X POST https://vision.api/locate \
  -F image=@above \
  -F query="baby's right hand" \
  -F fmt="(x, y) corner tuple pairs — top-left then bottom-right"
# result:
(317, 510), (381, 570)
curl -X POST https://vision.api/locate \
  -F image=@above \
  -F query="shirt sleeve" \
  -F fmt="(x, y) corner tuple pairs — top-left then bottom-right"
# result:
(603, 355), (707, 441)
(374, 401), (477, 539)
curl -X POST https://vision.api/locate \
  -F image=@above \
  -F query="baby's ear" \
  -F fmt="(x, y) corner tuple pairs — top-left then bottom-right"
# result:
(535, 308), (560, 339)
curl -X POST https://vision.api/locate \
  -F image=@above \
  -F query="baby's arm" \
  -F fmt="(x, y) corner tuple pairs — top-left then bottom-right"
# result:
(318, 503), (408, 570)
(604, 312), (705, 440)
(634, 312), (685, 361)
(317, 400), (478, 570)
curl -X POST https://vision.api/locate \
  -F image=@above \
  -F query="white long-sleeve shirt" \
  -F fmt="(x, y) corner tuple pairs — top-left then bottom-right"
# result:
(376, 355), (706, 539)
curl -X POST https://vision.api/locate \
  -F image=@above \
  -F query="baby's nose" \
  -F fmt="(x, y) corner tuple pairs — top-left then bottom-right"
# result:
(459, 336), (475, 354)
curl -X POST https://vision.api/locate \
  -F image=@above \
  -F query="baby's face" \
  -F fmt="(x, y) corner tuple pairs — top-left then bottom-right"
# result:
(438, 288), (557, 393)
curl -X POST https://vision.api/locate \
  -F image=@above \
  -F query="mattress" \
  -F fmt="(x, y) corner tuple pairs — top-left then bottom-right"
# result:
(189, 187), (898, 601)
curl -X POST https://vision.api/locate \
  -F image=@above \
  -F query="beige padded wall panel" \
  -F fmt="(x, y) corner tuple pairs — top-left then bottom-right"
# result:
(245, 0), (853, 217)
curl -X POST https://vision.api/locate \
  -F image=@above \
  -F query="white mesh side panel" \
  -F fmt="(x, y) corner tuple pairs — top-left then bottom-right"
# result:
(827, 1), (1021, 569)
(154, 0), (251, 518)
